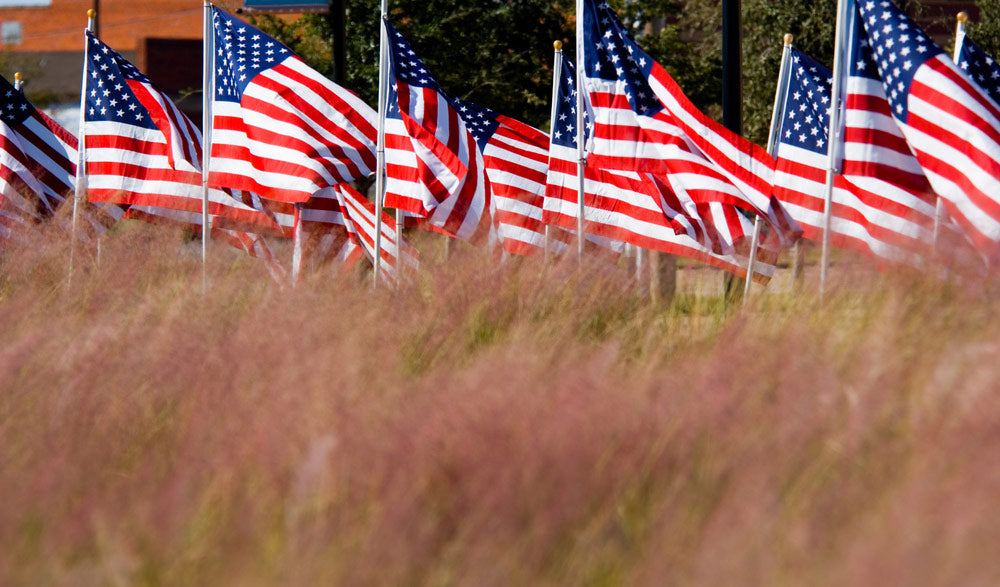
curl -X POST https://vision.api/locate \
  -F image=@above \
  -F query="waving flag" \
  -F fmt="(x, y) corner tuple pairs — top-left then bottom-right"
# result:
(0, 74), (75, 224)
(772, 46), (938, 265)
(449, 97), (550, 255)
(294, 184), (418, 282)
(83, 32), (276, 232)
(0, 72), (122, 241)
(853, 0), (1000, 254)
(209, 7), (377, 203)
(546, 56), (773, 280)
(580, 0), (799, 245)
(381, 19), (493, 245)
(957, 33), (1000, 109)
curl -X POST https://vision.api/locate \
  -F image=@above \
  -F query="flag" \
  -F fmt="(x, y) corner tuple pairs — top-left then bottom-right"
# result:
(209, 7), (377, 204)
(294, 184), (418, 283)
(545, 55), (774, 280)
(381, 19), (494, 244)
(449, 97), (550, 255)
(0, 74), (75, 223)
(772, 46), (938, 265)
(580, 0), (799, 245)
(0, 72), (123, 241)
(83, 32), (277, 233)
(853, 0), (1000, 254)
(293, 190), (361, 278)
(957, 33), (1000, 111)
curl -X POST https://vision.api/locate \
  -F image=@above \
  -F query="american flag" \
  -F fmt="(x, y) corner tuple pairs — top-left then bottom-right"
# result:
(209, 7), (377, 204)
(854, 0), (1000, 255)
(0, 72), (122, 242)
(83, 32), (277, 233)
(772, 45), (938, 266)
(545, 56), (774, 279)
(381, 19), (494, 245)
(580, 0), (800, 246)
(292, 192), (362, 279)
(294, 184), (418, 283)
(0, 74), (74, 225)
(450, 97), (550, 256)
(957, 34), (1000, 110)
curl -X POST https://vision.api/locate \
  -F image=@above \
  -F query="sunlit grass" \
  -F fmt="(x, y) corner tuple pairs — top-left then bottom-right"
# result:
(1, 222), (998, 585)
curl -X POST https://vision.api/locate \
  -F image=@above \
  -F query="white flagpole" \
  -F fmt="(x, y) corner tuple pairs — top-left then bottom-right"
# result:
(13, 72), (22, 92)
(201, 1), (214, 294)
(820, 0), (853, 299)
(547, 41), (564, 264)
(69, 9), (96, 289)
(744, 33), (795, 303)
(935, 12), (968, 249)
(291, 203), (304, 284)
(575, 0), (585, 262)
(374, 1), (389, 288)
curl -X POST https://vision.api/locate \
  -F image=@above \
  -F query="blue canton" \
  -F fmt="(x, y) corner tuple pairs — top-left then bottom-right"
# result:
(450, 97), (499, 152)
(958, 36), (1000, 107)
(551, 58), (591, 150)
(0, 74), (34, 126)
(849, 16), (881, 80)
(384, 19), (446, 96)
(84, 32), (156, 129)
(583, 0), (662, 118)
(856, 0), (941, 121)
(779, 48), (832, 155)
(213, 7), (291, 103)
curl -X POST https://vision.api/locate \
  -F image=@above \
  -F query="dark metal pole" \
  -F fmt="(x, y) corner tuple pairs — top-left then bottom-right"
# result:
(721, 0), (741, 134)
(330, 0), (345, 85)
(92, 0), (100, 38)
(721, 0), (744, 302)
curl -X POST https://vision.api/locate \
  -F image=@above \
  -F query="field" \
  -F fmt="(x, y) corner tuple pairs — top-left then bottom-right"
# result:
(2, 222), (999, 585)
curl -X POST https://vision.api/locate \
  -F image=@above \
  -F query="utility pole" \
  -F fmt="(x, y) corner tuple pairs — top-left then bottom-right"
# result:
(721, 0), (745, 304)
(329, 0), (345, 84)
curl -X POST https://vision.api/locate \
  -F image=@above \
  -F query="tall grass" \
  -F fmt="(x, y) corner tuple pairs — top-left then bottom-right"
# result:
(1, 223), (998, 585)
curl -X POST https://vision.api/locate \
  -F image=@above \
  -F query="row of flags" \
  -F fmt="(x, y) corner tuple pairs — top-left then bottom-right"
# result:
(4, 0), (1000, 287)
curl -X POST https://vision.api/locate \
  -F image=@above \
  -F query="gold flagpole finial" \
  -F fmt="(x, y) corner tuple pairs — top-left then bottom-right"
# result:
(87, 9), (97, 19)
(554, 40), (563, 51)
(783, 33), (794, 45)
(14, 72), (21, 82)
(957, 11), (968, 24)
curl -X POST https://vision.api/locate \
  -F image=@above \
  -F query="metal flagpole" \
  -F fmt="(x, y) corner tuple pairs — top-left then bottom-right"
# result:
(744, 33), (795, 303)
(69, 9), (96, 289)
(546, 41), (564, 264)
(13, 72), (22, 91)
(201, 1), (214, 294)
(820, 0), (853, 299)
(373, 1), (389, 288)
(291, 203), (304, 284)
(935, 12), (968, 249)
(575, 0), (586, 263)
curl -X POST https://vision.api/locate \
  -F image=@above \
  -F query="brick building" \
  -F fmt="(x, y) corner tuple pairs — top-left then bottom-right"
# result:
(0, 0), (244, 109)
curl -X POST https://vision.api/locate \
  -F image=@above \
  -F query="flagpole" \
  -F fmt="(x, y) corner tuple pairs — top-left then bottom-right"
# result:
(820, 0), (853, 299)
(69, 10), (96, 289)
(744, 33), (795, 302)
(291, 203), (304, 284)
(547, 40), (564, 264)
(935, 11), (968, 249)
(574, 0), (585, 262)
(373, 1), (389, 288)
(13, 72), (22, 91)
(201, 2), (216, 294)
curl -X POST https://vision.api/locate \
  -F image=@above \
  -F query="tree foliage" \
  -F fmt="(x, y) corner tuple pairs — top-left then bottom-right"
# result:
(251, 0), (942, 146)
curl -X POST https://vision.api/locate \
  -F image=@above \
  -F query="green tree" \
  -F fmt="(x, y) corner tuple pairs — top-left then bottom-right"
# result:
(252, 1), (576, 129)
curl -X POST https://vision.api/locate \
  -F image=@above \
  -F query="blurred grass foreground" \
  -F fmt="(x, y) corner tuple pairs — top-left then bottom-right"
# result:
(1, 222), (999, 585)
